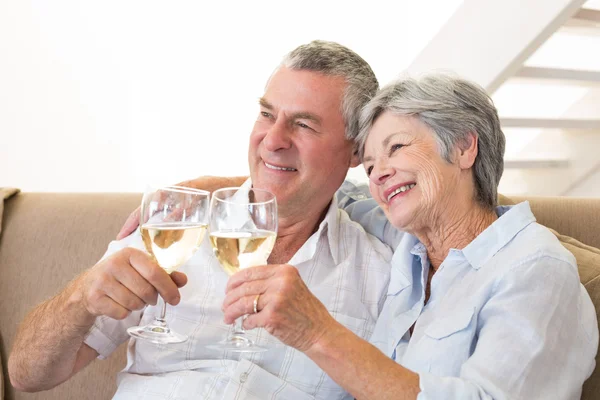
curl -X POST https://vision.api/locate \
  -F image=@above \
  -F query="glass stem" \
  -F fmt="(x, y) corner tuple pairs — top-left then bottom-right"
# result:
(233, 317), (246, 335)
(155, 295), (168, 327)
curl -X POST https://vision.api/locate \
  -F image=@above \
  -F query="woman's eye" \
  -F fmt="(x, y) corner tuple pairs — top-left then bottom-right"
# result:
(389, 143), (404, 156)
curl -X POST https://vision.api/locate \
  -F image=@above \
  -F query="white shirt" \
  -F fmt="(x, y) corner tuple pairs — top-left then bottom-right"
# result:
(367, 202), (598, 399)
(84, 189), (392, 399)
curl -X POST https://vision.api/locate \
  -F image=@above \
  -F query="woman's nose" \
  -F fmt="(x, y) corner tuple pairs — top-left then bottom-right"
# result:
(369, 162), (394, 185)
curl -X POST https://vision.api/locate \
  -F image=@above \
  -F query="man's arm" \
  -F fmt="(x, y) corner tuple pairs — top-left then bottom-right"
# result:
(8, 247), (186, 392)
(9, 279), (100, 391)
(336, 180), (404, 248)
(117, 176), (248, 239)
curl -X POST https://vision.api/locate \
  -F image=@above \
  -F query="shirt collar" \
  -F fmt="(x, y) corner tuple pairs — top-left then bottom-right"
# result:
(461, 201), (536, 270)
(246, 179), (341, 265)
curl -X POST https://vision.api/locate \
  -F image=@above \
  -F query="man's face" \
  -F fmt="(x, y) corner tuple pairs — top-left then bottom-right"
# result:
(248, 67), (358, 216)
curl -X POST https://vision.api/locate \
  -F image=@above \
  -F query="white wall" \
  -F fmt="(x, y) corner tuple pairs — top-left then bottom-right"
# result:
(0, 0), (463, 192)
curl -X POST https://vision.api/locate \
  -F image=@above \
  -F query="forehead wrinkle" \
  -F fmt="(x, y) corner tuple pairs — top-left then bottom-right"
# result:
(260, 97), (322, 126)
(363, 131), (410, 162)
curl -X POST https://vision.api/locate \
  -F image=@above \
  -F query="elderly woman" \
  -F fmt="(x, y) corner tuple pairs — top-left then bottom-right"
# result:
(222, 73), (598, 399)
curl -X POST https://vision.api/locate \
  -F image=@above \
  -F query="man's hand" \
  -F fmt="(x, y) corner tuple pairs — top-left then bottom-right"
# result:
(222, 264), (340, 352)
(73, 247), (187, 320)
(116, 176), (248, 240)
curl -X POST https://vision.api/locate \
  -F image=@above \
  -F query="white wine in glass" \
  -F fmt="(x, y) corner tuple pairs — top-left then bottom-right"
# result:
(127, 186), (210, 344)
(209, 187), (277, 353)
(210, 229), (276, 276)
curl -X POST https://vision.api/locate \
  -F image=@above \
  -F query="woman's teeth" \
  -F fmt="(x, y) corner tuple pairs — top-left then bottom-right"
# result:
(265, 162), (296, 171)
(387, 183), (416, 202)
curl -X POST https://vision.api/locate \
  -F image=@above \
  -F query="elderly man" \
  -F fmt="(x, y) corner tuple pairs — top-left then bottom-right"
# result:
(9, 40), (392, 399)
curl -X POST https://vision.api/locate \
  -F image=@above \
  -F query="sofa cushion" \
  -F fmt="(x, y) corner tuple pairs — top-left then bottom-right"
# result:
(501, 194), (600, 398)
(549, 229), (600, 399)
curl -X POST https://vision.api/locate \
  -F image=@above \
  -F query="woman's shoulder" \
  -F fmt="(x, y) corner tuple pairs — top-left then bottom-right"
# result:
(493, 221), (578, 279)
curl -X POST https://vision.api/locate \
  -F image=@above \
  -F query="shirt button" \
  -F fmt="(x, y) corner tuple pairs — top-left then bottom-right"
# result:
(239, 372), (249, 383)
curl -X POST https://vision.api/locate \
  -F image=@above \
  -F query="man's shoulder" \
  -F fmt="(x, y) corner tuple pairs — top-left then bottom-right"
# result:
(335, 208), (393, 261)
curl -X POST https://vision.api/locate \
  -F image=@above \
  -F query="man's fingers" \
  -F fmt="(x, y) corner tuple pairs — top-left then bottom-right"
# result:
(126, 248), (181, 305)
(113, 266), (159, 306)
(225, 265), (276, 292)
(94, 296), (133, 320)
(116, 207), (141, 240)
(170, 271), (188, 288)
(104, 280), (147, 312)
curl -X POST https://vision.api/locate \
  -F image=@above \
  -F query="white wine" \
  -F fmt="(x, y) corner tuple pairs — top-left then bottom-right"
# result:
(141, 222), (207, 273)
(210, 229), (276, 276)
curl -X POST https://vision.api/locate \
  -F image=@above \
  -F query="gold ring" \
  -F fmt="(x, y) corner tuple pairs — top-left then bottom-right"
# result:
(253, 294), (260, 314)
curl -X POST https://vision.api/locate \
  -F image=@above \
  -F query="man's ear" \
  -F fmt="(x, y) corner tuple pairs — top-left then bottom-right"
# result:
(458, 132), (478, 170)
(350, 149), (361, 168)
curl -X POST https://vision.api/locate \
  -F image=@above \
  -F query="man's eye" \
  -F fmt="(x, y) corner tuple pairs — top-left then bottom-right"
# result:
(260, 111), (273, 118)
(296, 122), (313, 130)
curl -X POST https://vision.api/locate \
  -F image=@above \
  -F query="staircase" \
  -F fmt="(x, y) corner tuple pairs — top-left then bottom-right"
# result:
(406, 0), (600, 196)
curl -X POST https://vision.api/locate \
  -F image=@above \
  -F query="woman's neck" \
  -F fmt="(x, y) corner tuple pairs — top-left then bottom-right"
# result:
(413, 202), (498, 271)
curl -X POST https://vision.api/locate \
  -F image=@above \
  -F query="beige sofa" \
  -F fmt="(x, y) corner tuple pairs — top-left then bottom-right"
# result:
(0, 191), (599, 400)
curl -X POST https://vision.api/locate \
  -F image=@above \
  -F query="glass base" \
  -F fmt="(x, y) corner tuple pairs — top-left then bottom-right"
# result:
(206, 334), (268, 353)
(127, 324), (188, 344)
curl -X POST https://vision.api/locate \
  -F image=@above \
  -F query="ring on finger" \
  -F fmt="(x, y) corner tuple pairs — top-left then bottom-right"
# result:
(253, 294), (261, 314)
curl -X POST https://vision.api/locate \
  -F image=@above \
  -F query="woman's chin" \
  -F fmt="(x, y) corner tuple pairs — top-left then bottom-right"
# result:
(389, 212), (414, 232)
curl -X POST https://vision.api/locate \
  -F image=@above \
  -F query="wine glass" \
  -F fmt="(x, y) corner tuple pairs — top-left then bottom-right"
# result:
(127, 186), (210, 344)
(208, 187), (277, 352)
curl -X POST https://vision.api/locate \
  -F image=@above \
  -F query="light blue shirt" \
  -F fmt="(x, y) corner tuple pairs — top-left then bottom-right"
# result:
(338, 182), (598, 399)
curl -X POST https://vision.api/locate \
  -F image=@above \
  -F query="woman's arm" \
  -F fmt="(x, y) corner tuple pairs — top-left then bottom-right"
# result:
(222, 264), (421, 400)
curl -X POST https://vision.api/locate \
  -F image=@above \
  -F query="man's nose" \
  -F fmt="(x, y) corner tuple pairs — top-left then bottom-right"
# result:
(263, 119), (292, 152)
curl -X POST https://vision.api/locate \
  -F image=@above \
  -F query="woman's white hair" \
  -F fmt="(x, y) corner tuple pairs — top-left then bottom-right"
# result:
(357, 73), (506, 209)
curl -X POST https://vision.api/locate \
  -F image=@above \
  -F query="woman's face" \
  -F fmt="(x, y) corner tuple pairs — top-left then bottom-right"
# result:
(362, 112), (464, 232)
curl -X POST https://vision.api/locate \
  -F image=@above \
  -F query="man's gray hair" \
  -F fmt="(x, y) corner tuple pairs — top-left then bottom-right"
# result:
(282, 40), (379, 142)
(357, 73), (505, 209)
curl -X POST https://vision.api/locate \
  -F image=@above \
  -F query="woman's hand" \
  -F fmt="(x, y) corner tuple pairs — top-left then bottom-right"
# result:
(222, 264), (339, 352)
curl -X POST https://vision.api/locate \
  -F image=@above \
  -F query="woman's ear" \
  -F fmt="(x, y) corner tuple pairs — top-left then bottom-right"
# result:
(458, 132), (478, 170)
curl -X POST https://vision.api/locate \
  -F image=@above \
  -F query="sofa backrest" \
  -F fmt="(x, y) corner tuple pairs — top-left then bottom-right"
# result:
(0, 192), (599, 400)
(511, 195), (600, 249)
(0, 193), (139, 400)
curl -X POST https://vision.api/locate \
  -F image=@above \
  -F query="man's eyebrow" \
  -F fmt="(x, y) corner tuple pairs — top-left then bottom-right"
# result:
(259, 98), (321, 125)
(259, 98), (274, 110)
(290, 112), (321, 125)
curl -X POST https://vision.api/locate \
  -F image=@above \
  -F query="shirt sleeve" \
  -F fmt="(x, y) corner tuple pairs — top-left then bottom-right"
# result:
(417, 255), (598, 399)
(83, 232), (146, 359)
(336, 180), (404, 248)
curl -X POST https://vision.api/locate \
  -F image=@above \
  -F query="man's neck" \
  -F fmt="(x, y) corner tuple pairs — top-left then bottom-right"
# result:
(268, 202), (331, 265)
